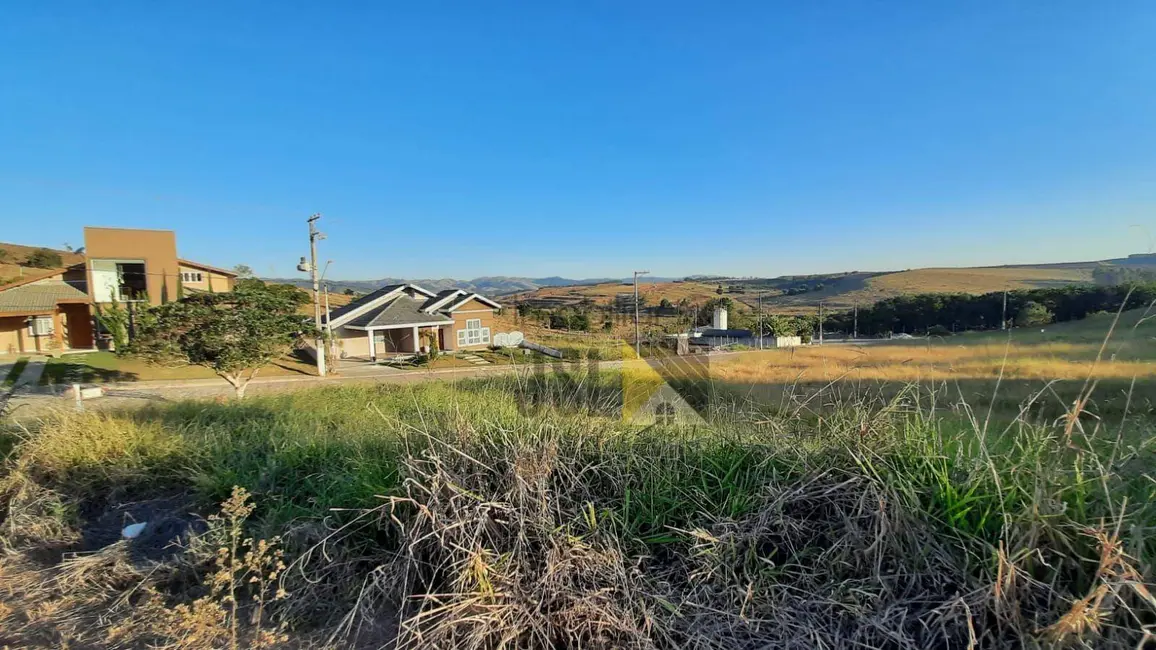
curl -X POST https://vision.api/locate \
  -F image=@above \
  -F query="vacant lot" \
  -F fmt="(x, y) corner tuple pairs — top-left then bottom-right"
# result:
(3, 303), (1155, 648)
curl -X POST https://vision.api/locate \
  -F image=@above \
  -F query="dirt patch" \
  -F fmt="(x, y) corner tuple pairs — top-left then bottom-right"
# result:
(80, 494), (206, 563)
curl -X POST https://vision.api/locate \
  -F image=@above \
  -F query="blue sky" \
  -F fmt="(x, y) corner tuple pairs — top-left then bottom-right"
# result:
(3, 2), (1155, 280)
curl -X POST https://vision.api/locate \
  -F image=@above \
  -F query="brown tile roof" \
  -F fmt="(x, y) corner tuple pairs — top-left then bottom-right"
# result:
(178, 259), (239, 277)
(0, 280), (89, 314)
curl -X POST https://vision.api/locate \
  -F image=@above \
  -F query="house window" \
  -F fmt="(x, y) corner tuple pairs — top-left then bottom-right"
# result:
(181, 271), (203, 283)
(28, 316), (54, 337)
(91, 259), (148, 302)
(457, 318), (490, 346)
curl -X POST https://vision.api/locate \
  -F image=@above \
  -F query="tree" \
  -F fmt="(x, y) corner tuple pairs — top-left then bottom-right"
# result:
(659, 297), (673, 309)
(343, 288), (355, 296)
(129, 281), (314, 399)
(233, 264), (255, 279)
(1015, 301), (1053, 327)
(94, 299), (130, 351)
(421, 328), (440, 361)
(25, 249), (63, 269)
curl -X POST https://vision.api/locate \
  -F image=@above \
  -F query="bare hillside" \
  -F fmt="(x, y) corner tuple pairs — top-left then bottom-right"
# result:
(0, 242), (84, 284)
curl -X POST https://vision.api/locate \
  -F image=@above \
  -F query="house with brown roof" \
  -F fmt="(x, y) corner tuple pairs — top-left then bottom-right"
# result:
(324, 284), (500, 360)
(0, 227), (237, 355)
(0, 268), (92, 355)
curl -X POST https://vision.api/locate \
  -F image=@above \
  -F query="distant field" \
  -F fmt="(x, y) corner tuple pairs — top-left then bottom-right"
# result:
(509, 264), (1097, 317)
(509, 279), (722, 308)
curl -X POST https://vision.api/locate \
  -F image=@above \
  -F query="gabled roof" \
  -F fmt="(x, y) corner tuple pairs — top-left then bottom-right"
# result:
(0, 264), (84, 292)
(324, 284), (405, 326)
(0, 280), (89, 314)
(324, 283), (439, 328)
(421, 289), (466, 312)
(345, 295), (452, 329)
(441, 292), (501, 312)
(178, 259), (238, 277)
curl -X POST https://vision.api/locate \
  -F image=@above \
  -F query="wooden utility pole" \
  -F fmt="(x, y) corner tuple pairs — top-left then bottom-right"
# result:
(853, 303), (858, 339)
(1001, 290), (1008, 330)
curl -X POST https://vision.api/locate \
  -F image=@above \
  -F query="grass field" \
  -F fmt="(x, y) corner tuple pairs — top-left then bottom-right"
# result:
(1, 310), (1154, 647)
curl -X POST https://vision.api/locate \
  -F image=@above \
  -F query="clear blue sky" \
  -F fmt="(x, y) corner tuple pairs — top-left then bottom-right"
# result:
(3, 2), (1155, 280)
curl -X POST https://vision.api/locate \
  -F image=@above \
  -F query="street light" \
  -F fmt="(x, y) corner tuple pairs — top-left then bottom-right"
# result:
(633, 270), (649, 358)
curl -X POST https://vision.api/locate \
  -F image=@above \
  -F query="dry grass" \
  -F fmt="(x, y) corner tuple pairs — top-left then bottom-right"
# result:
(708, 340), (1156, 384)
(871, 266), (1092, 294)
(1, 312), (1155, 648)
(0, 242), (84, 285)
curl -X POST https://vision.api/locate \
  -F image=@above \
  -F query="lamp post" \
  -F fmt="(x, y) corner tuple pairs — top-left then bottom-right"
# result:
(633, 270), (649, 358)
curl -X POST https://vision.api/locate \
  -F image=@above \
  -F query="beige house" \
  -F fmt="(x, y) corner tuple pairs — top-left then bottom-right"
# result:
(0, 268), (92, 356)
(325, 284), (500, 360)
(178, 259), (237, 293)
(0, 227), (237, 355)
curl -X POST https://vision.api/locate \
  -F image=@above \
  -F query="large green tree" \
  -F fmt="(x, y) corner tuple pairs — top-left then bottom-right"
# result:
(129, 281), (313, 398)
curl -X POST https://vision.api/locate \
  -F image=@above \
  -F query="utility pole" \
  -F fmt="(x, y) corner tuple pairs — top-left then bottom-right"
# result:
(1001, 290), (1008, 330)
(633, 270), (649, 358)
(853, 303), (858, 340)
(753, 289), (762, 349)
(303, 214), (326, 376)
(818, 302), (824, 346)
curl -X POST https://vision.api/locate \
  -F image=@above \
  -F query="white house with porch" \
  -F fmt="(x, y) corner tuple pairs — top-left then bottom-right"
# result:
(324, 283), (500, 361)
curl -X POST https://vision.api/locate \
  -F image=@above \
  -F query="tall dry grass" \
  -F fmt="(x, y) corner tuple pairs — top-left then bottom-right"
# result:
(0, 311), (1154, 647)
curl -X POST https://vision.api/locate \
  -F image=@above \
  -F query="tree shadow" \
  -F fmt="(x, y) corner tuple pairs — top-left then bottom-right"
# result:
(41, 360), (139, 384)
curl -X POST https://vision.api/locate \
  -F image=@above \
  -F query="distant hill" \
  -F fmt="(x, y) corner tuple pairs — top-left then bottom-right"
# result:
(263, 275), (681, 296)
(0, 242), (84, 285)
(505, 256), (1150, 315)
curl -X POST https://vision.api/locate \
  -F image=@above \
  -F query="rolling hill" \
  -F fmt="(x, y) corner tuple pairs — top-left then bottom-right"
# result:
(506, 259), (1124, 315)
(264, 275), (680, 296)
(0, 243), (85, 285)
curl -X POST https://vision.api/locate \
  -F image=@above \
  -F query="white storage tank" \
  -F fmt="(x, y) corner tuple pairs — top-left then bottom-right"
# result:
(712, 306), (728, 330)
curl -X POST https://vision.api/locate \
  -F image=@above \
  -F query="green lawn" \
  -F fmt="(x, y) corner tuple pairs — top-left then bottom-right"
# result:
(38, 350), (318, 385)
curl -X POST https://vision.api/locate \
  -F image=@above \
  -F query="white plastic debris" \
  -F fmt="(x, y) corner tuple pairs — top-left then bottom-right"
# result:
(122, 522), (148, 539)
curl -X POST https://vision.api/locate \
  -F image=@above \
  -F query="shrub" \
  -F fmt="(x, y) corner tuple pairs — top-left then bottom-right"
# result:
(24, 249), (63, 268)
(1015, 300), (1053, 327)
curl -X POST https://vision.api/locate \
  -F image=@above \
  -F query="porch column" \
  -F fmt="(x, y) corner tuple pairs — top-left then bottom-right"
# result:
(367, 329), (376, 361)
(412, 326), (420, 352)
